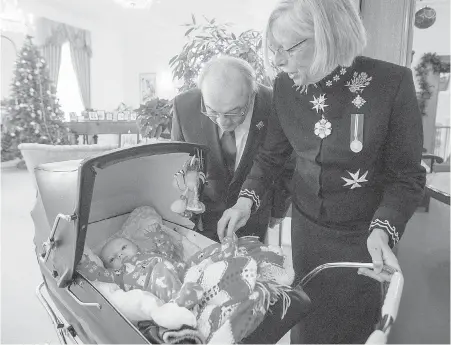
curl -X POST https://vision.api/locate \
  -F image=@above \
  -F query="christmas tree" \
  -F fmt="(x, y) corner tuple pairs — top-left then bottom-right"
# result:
(1, 35), (72, 161)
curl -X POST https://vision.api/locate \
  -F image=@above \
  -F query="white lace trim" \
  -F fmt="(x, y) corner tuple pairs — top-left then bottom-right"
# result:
(370, 218), (399, 247)
(239, 189), (261, 210)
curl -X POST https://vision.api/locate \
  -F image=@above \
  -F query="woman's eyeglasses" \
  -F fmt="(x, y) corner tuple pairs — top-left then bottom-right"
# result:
(200, 93), (255, 119)
(269, 38), (309, 58)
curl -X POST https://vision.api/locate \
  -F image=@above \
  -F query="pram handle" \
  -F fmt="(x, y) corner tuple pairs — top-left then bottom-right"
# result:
(296, 262), (403, 345)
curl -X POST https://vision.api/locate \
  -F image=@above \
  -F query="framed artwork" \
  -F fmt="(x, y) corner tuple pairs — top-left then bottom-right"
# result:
(69, 112), (78, 122)
(117, 112), (125, 121)
(106, 112), (113, 121)
(130, 111), (137, 121)
(139, 72), (157, 104)
(124, 111), (131, 121)
(97, 110), (106, 121)
(89, 111), (98, 121)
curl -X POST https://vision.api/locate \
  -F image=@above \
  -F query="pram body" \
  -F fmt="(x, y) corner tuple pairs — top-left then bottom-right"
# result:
(33, 142), (311, 344)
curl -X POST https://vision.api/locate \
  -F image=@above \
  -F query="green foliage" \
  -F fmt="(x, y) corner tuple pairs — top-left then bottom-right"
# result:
(135, 98), (172, 139)
(1, 35), (72, 161)
(169, 15), (269, 93)
(414, 52), (450, 116)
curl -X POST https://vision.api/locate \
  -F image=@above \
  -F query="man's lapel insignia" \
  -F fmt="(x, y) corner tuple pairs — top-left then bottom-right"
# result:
(256, 121), (264, 130)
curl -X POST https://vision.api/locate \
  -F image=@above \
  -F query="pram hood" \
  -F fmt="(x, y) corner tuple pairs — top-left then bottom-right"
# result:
(33, 142), (208, 287)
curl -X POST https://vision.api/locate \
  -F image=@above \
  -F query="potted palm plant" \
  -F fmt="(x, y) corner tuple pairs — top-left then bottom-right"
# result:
(169, 15), (269, 93)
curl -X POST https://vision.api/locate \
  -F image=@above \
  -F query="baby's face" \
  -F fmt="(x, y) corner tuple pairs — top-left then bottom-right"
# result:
(100, 238), (138, 269)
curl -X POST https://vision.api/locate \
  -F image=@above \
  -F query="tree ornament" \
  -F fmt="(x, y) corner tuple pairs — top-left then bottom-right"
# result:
(46, 90), (51, 95)
(23, 51), (27, 56)
(15, 82), (20, 86)
(21, 60), (26, 63)
(415, 6), (436, 29)
(31, 113), (36, 118)
(28, 74), (32, 80)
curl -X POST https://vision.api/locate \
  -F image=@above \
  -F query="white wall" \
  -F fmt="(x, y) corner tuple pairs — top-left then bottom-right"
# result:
(120, 0), (279, 107)
(412, 0), (450, 67)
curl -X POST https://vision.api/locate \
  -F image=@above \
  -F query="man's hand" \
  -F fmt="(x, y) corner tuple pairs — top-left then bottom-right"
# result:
(268, 217), (284, 228)
(358, 228), (401, 282)
(217, 197), (253, 241)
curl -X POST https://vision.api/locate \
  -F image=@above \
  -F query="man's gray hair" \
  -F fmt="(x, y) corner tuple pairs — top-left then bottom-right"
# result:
(197, 55), (258, 93)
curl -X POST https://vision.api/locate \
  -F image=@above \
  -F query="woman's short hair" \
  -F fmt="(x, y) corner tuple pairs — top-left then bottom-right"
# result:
(263, 0), (367, 79)
(197, 55), (258, 93)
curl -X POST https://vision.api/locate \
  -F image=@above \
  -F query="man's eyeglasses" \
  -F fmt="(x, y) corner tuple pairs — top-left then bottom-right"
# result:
(269, 38), (308, 58)
(200, 93), (255, 119)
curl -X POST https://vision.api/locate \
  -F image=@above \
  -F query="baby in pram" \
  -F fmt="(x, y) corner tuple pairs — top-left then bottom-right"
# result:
(78, 206), (297, 344)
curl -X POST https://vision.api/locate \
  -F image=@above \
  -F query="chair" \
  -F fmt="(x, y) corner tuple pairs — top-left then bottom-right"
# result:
(419, 150), (445, 212)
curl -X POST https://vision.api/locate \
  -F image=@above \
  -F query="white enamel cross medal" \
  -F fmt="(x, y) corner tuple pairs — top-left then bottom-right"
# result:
(310, 94), (332, 139)
(350, 114), (364, 153)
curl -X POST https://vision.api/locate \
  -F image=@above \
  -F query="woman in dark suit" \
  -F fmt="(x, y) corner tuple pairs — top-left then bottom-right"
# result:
(217, 0), (426, 343)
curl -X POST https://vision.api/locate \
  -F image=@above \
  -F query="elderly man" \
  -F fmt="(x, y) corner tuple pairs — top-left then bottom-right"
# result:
(171, 55), (293, 242)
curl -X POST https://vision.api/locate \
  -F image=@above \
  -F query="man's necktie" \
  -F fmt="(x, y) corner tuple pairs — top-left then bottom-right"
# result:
(220, 130), (236, 175)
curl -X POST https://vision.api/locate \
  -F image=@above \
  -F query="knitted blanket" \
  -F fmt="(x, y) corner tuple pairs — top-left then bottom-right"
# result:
(180, 234), (295, 343)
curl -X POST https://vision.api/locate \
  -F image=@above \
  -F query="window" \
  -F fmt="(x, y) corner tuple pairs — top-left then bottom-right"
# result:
(57, 42), (84, 121)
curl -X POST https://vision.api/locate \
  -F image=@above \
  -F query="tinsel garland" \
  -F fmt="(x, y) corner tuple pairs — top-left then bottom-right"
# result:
(414, 52), (450, 116)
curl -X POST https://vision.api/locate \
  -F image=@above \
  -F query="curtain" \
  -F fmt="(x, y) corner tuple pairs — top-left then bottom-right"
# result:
(70, 45), (91, 109)
(66, 25), (92, 109)
(41, 44), (62, 86)
(35, 17), (92, 108)
(35, 18), (66, 86)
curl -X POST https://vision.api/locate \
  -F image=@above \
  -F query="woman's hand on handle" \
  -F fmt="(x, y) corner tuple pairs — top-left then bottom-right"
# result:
(217, 197), (253, 241)
(358, 228), (401, 282)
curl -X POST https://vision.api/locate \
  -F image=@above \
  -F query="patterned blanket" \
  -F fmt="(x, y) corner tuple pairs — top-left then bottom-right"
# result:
(178, 234), (295, 344)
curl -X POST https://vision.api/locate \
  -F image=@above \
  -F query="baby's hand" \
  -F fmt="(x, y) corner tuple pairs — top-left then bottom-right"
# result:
(143, 223), (161, 236)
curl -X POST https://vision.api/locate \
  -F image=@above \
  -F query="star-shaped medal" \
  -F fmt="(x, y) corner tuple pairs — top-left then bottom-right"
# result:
(310, 94), (328, 113)
(341, 169), (368, 189)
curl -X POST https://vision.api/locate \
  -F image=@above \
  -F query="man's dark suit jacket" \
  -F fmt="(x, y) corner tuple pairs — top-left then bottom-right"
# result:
(171, 84), (294, 242)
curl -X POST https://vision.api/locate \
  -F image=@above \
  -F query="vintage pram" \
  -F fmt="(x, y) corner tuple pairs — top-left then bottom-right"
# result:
(32, 142), (404, 344)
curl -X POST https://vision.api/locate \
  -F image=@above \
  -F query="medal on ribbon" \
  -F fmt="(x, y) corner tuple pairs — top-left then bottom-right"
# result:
(350, 114), (364, 153)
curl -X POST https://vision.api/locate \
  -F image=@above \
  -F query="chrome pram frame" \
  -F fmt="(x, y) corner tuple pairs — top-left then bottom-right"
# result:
(37, 260), (403, 345)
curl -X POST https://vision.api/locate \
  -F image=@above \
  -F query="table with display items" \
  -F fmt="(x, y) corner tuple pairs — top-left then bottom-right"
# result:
(66, 121), (140, 146)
